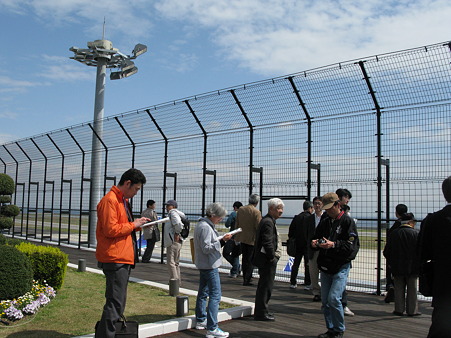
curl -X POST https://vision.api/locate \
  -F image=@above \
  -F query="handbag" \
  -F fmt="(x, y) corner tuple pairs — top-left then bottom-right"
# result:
(419, 260), (434, 297)
(286, 237), (297, 257)
(96, 315), (139, 337)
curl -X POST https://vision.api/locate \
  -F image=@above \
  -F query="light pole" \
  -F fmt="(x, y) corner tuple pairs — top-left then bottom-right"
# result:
(70, 39), (147, 246)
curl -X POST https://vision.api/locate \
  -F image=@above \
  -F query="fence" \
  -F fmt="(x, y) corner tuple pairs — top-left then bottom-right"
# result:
(1, 40), (451, 295)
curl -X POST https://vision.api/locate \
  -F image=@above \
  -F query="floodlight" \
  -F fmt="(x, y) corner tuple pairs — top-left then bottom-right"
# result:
(121, 59), (135, 72)
(110, 66), (138, 80)
(132, 43), (147, 58)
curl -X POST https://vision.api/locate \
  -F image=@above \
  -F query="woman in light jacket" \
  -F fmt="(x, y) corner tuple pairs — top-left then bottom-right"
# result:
(194, 203), (232, 338)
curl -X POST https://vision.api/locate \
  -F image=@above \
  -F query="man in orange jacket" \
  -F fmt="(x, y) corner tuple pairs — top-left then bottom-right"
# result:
(95, 168), (150, 338)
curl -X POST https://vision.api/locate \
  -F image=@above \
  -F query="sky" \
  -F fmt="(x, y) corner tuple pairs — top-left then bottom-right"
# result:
(1, 0), (451, 144)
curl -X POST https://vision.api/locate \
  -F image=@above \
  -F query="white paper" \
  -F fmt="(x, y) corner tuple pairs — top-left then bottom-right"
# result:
(141, 217), (169, 228)
(217, 227), (242, 241)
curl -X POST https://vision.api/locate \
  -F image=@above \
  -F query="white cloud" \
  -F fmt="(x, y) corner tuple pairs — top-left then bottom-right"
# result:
(154, 0), (451, 75)
(37, 55), (92, 81)
(0, 111), (18, 119)
(0, 133), (18, 144)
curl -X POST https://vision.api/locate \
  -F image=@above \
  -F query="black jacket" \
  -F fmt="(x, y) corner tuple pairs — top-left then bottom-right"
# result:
(418, 205), (451, 306)
(383, 224), (420, 276)
(313, 212), (359, 274)
(288, 211), (311, 252)
(253, 214), (279, 268)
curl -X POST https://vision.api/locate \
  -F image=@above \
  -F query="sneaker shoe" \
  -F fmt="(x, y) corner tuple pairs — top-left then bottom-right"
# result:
(290, 284), (297, 289)
(228, 273), (238, 278)
(317, 331), (333, 338)
(304, 284), (312, 291)
(195, 320), (207, 330)
(206, 327), (229, 337)
(344, 306), (354, 316)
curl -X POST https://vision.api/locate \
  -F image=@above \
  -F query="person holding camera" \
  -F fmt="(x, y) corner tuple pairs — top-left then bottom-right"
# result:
(311, 192), (360, 338)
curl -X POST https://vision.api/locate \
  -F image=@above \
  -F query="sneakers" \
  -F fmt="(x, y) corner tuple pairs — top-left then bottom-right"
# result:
(304, 284), (312, 291)
(290, 284), (297, 289)
(195, 320), (207, 330)
(343, 306), (354, 316)
(206, 327), (229, 337)
(228, 273), (238, 278)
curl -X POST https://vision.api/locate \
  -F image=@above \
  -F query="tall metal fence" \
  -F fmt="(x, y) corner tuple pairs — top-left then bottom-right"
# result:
(1, 41), (451, 295)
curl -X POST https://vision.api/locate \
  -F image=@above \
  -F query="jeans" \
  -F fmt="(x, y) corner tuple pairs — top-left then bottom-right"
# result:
(195, 268), (221, 331)
(320, 262), (351, 333)
(224, 254), (241, 275)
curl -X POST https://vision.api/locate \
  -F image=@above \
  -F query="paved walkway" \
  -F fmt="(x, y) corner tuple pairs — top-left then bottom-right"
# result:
(59, 244), (432, 338)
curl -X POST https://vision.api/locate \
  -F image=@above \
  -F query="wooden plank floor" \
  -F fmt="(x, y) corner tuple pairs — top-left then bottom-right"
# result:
(59, 245), (431, 338)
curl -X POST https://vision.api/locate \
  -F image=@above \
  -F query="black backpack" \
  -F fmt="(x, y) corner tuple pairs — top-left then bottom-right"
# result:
(180, 217), (190, 239)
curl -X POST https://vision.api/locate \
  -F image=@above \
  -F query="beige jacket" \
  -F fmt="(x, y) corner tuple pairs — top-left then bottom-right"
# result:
(234, 204), (262, 246)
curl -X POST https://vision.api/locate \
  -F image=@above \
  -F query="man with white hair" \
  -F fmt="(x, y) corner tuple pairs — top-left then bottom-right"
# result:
(252, 198), (284, 321)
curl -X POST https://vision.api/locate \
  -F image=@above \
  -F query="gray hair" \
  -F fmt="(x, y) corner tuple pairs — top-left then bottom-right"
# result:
(205, 202), (227, 218)
(267, 198), (284, 210)
(249, 194), (260, 205)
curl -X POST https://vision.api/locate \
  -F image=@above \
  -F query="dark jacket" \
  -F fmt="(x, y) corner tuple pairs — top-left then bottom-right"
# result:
(305, 214), (317, 259)
(418, 205), (451, 307)
(313, 212), (359, 274)
(252, 214), (279, 268)
(383, 224), (420, 276)
(288, 211), (311, 252)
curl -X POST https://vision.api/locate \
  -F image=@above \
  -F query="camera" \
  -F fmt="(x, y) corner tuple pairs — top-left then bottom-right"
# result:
(316, 238), (326, 247)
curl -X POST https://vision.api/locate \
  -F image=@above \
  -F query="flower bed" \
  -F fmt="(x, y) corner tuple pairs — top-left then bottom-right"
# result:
(0, 280), (56, 323)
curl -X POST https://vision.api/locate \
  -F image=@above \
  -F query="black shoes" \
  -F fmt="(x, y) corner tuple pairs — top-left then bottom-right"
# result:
(313, 295), (321, 302)
(392, 311), (404, 316)
(254, 314), (275, 321)
(318, 331), (343, 338)
(243, 282), (254, 286)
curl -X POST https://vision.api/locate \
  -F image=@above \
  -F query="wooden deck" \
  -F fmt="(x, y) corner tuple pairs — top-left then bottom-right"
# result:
(60, 245), (431, 338)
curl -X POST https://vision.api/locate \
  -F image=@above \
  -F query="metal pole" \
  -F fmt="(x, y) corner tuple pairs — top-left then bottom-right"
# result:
(88, 57), (107, 246)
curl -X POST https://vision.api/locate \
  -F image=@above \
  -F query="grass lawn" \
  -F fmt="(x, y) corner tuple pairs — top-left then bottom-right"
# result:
(0, 267), (232, 337)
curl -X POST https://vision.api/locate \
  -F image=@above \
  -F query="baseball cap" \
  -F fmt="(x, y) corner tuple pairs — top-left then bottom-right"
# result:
(165, 199), (178, 208)
(321, 192), (339, 210)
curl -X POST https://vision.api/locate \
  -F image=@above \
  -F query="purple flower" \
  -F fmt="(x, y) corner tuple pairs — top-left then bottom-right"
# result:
(5, 305), (24, 320)
(23, 300), (40, 315)
(37, 293), (50, 306)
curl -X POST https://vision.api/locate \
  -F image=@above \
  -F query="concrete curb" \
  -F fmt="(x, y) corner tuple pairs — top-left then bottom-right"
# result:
(70, 263), (254, 337)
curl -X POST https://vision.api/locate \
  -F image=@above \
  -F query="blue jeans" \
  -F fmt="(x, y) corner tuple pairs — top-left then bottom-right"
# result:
(195, 268), (221, 331)
(320, 262), (351, 333)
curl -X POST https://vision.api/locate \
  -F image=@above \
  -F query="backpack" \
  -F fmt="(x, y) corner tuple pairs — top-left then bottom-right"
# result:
(180, 217), (190, 239)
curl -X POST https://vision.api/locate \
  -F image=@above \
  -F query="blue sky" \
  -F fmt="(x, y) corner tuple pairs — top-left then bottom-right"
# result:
(1, 0), (451, 144)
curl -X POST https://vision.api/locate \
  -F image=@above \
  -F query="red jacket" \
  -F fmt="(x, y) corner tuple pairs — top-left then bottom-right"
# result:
(95, 186), (136, 264)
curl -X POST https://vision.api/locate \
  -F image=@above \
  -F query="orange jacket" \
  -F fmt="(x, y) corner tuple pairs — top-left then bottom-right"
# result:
(95, 186), (136, 264)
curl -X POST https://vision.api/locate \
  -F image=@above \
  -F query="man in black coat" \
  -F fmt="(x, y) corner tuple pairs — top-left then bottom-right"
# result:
(418, 176), (451, 337)
(252, 198), (284, 322)
(383, 213), (420, 316)
(384, 203), (408, 301)
(288, 200), (313, 288)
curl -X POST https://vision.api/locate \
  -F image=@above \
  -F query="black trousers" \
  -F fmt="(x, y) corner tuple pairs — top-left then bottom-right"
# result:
(428, 305), (451, 338)
(142, 237), (157, 262)
(255, 258), (278, 317)
(290, 249), (310, 285)
(241, 243), (255, 284)
(95, 263), (131, 338)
